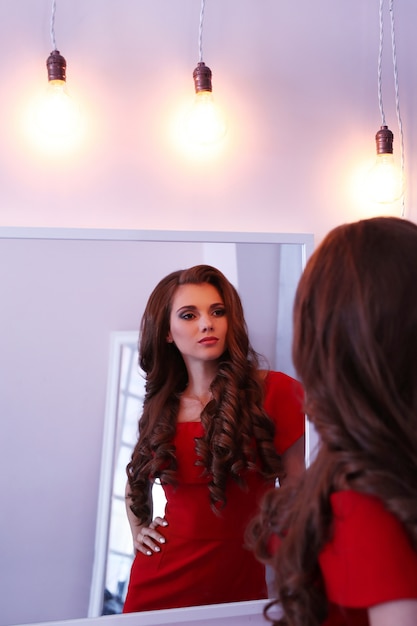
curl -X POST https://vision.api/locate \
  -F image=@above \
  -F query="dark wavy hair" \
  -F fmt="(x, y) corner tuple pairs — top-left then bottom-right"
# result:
(126, 264), (283, 523)
(248, 217), (417, 625)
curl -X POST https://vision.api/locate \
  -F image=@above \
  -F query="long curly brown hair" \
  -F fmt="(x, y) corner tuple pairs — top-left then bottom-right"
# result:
(248, 217), (417, 625)
(126, 264), (283, 523)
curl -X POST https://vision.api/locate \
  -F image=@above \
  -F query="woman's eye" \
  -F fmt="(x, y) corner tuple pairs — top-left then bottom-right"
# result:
(213, 308), (226, 317)
(180, 312), (195, 320)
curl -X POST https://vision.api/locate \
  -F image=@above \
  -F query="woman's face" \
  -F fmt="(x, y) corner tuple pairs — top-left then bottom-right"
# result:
(167, 282), (228, 365)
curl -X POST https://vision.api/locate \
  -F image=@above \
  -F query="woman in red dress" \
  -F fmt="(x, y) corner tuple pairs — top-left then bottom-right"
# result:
(123, 264), (305, 612)
(248, 217), (417, 626)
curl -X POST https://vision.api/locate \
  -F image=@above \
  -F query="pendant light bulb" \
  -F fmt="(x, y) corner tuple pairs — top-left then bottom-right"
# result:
(366, 125), (402, 204)
(36, 50), (79, 137)
(185, 62), (227, 145)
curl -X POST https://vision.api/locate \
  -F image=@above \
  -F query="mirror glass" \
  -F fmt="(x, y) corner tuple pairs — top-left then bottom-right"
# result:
(0, 228), (313, 626)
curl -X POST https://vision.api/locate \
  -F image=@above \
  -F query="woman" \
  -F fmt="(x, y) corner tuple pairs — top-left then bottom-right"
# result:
(123, 264), (305, 612)
(249, 217), (417, 625)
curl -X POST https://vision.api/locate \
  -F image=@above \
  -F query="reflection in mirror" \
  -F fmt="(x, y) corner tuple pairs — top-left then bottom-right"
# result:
(89, 240), (313, 617)
(92, 333), (162, 615)
(0, 229), (313, 626)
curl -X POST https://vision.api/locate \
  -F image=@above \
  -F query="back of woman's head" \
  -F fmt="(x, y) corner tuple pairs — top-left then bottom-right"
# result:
(247, 218), (417, 626)
(293, 216), (417, 462)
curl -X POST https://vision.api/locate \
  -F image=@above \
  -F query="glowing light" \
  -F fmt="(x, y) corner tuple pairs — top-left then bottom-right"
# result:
(36, 78), (80, 138)
(366, 153), (402, 204)
(365, 125), (402, 204)
(185, 89), (227, 145)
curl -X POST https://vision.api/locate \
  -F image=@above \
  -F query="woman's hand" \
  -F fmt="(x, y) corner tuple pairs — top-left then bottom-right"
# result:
(134, 516), (168, 556)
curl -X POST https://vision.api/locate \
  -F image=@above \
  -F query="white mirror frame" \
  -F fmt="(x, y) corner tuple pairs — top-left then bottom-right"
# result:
(1, 227), (314, 626)
(21, 598), (281, 626)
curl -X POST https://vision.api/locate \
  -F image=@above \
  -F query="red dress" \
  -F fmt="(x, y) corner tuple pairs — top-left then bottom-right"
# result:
(123, 371), (304, 612)
(319, 491), (417, 625)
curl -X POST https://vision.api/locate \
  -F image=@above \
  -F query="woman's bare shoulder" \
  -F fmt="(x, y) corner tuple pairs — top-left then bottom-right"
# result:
(257, 369), (269, 382)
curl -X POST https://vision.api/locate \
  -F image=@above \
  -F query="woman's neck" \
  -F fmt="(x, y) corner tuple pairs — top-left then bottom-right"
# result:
(183, 360), (217, 399)
(178, 367), (215, 422)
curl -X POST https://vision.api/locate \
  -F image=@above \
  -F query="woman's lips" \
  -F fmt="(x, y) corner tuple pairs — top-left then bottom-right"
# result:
(198, 337), (219, 345)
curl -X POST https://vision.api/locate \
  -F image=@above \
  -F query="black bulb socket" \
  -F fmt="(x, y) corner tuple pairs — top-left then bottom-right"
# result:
(375, 125), (394, 155)
(46, 50), (67, 82)
(193, 62), (212, 93)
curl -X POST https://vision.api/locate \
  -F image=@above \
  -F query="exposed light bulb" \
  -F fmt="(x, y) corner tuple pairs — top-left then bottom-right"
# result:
(185, 62), (227, 145)
(36, 50), (79, 137)
(366, 125), (402, 204)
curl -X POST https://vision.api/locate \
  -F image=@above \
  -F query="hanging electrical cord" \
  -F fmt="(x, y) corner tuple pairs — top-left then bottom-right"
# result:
(198, 0), (206, 64)
(185, 0), (227, 145)
(193, 0), (211, 95)
(377, 0), (385, 126)
(46, 0), (66, 83)
(388, 0), (405, 216)
(50, 0), (57, 51)
(371, 0), (405, 211)
(34, 0), (80, 138)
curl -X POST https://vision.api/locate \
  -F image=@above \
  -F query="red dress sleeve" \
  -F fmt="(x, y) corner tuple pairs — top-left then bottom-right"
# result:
(263, 371), (305, 454)
(319, 491), (417, 607)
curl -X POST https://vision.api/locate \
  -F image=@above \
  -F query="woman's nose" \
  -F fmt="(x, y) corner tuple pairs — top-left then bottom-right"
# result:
(200, 316), (213, 331)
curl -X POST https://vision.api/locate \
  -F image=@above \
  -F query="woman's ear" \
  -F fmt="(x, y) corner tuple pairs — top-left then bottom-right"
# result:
(166, 332), (173, 343)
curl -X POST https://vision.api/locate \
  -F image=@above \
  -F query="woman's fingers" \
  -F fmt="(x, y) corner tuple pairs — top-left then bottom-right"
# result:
(151, 516), (168, 529)
(135, 518), (168, 556)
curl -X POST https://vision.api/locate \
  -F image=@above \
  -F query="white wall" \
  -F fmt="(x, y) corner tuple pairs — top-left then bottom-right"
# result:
(0, 0), (415, 242)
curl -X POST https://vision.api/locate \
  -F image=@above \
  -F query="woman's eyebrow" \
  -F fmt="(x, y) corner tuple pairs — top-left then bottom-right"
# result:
(175, 304), (198, 313)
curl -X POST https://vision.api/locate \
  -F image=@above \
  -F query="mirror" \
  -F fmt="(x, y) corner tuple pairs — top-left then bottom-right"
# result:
(0, 228), (314, 626)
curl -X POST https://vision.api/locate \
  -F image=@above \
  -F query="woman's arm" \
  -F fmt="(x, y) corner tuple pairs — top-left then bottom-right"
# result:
(125, 481), (167, 556)
(369, 599), (417, 626)
(279, 435), (305, 486)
